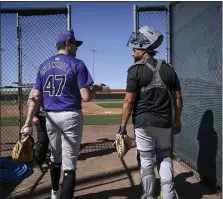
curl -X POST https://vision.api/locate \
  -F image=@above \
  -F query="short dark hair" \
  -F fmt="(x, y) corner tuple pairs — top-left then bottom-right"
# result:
(148, 51), (157, 57)
(146, 50), (156, 57)
(56, 42), (66, 51)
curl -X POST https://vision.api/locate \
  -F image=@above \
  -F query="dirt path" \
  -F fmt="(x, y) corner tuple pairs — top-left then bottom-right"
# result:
(1, 125), (220, 199)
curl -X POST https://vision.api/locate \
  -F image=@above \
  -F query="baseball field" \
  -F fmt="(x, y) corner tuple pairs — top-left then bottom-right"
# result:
(1, 100), (221, 199)
(0, 100), (128, 126)
(0, 99), (129, 157)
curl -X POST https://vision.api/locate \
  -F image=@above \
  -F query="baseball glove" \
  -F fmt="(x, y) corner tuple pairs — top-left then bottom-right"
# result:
(12, 135), (34, 163)
(113, 134), (133, 159)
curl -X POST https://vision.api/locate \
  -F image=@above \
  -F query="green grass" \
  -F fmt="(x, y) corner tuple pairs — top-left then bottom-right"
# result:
(92, 99), (123, 102)
(1, 101), (27, 106)
(97, 103), (123, 109)
(0, 117), (21, 126)
(0, 115), (132, 126)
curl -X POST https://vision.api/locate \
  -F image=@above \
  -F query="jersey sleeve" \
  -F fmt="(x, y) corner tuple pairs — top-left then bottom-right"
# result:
(126, 67), (138, 93)
(76, 60), (94, 89)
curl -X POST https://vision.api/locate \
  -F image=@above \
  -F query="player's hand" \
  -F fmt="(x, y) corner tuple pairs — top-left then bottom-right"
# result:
(33, 116), (39, 125)
(173, 119), (181, 134)
(20, 125), (33, 137)
(94, 83), (106, 92)
(117, 125), (127, 135)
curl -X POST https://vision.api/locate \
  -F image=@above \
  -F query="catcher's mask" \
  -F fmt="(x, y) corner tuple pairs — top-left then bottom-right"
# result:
(127, 26), (163, 51)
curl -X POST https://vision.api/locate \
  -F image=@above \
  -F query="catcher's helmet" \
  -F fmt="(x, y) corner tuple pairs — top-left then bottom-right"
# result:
(127, 26), (163, 51)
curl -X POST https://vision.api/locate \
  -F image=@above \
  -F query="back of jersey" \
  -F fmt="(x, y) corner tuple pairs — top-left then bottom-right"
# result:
(35, 54), (93, 111)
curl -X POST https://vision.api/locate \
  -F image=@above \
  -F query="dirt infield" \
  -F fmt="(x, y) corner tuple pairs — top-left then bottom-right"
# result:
(1, 102), (122, 117)
(82, 102), (121, 115)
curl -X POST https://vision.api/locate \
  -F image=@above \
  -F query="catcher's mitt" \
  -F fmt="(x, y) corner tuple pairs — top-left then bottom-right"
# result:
(113, 134), (133, 159)
(12, 135), (34, 163)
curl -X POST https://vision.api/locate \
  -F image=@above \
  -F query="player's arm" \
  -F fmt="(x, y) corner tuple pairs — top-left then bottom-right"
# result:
(121, 68), (138, 128)
(24, 74), (42, 127)
(80, 84), (103, 102)
(170, 70), (183, 134)
(77, 61), (103, 102)
(25, 89), (42, 126)
(27, 88), (40, 124)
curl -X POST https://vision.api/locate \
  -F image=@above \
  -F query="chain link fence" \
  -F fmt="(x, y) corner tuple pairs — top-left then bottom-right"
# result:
(0, 13), (20, 157)
(170, 1), (222, 187)
(134, 5), (168, 61)
(0, 6), (70, 157)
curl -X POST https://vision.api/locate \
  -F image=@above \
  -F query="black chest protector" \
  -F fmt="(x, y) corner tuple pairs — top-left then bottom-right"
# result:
(129, 59), (175, 125)
(129, 59), (169, 92)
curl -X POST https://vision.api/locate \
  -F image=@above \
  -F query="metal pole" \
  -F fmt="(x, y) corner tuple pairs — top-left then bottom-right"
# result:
(92, 49), (96, 81)
(67, 4), (71, 31)
(133, 5), (138, 32)
(167, 6), (171, 64)
(137, 5), (168, 12)
(17, 14), (22, 130)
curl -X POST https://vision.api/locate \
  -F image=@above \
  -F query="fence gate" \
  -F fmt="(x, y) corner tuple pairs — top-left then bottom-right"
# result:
(0, 6), (71, 157)
(133, 5), (169, 62)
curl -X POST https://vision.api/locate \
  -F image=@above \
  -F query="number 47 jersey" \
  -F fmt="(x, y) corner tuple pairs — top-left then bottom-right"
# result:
(35, 54), (94, 112)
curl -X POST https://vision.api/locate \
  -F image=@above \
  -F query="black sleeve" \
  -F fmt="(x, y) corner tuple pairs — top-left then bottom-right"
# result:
(126, 67), (138, 93)
(170, 70), (181, 91)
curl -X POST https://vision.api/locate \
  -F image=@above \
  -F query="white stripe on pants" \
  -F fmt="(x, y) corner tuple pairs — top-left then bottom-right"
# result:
(135, 126), (176, 199)
(46, 111), (83, 171)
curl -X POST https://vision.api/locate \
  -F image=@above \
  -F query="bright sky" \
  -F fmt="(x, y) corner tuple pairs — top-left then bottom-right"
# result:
(1, 1), (170, 89)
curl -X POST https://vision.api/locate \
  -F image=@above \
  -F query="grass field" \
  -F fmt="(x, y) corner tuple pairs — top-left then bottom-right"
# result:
(97, 103), (123, 108)
(0, 115), (132, 126)
(92, 99), (123, 102)
(0, 101), (27, 106)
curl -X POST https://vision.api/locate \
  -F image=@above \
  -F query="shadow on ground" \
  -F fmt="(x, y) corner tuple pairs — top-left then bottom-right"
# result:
(175, 171), (219, 199)
(78, 138), (116, 160)
(74, 185), (142, 199)
(0, 181), (21, 199)
(78, 138), (136, 160)
(1, 138), (220, 199)
(2, 171), (220, 199)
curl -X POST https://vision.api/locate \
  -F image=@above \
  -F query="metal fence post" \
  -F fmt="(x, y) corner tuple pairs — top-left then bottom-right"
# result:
(133, 5), (138, 32)
(67, 4), (71, 31)
(167, 6), (171, 64)
(17, 14), (23, 131)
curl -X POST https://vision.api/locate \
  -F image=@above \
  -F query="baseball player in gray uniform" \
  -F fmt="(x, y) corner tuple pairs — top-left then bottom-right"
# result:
(118, 26), (183, 199)
(21, 29), (104, 199)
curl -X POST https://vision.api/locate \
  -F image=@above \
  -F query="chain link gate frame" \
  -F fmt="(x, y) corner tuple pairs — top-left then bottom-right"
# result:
(0, 5), (71, 157)
(133, 2), (222, 188)
(133, 5), (169, 62)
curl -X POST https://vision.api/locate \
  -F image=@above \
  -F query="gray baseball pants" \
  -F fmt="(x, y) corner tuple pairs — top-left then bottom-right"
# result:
(45, 111), (83, 171)
(135, 126), (177, 199)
